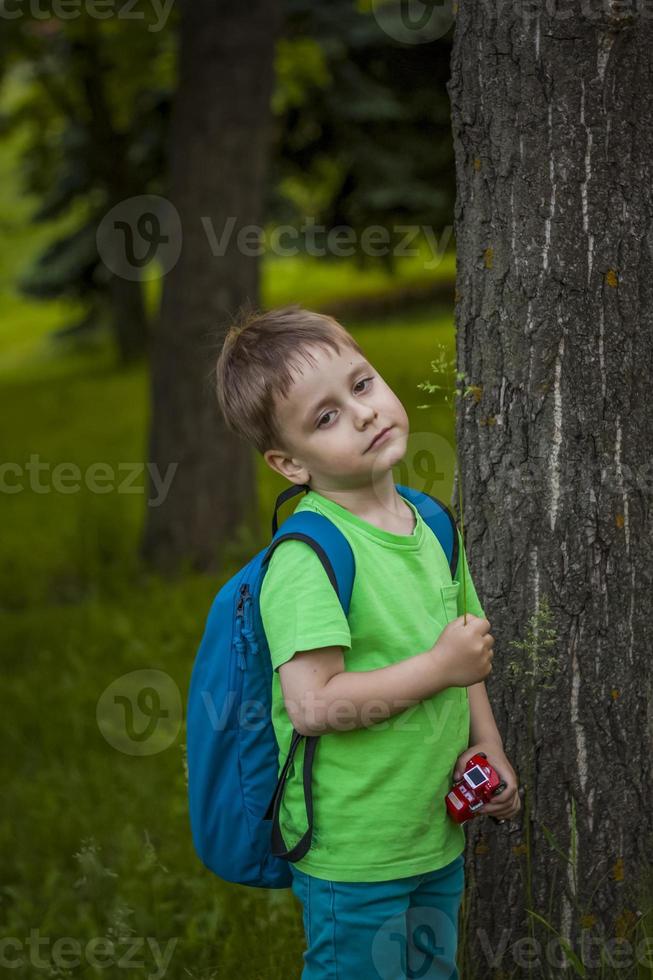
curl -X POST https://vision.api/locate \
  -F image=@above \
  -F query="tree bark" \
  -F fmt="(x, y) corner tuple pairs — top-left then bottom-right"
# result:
(141, 0), (282, 573)
(448, 4), (653, 976)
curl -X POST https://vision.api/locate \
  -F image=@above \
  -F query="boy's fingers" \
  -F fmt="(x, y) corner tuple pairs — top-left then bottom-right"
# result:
(483, 786), (517, 809)
(487, 788), (510, 804)
(483, 792), (521, 819)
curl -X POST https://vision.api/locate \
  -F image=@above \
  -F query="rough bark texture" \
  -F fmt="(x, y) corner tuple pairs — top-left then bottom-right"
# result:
(448, 3), (653, 976)
(141, 0), (282, 572)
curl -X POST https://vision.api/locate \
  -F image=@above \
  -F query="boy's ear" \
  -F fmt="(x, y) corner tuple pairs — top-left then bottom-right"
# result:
(263, 448), (310, 486)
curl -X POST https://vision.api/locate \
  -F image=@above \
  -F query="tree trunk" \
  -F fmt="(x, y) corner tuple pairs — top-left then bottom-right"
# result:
(108, 274), (148, 365)
(448, 5), (653, 976)
(141, 0), (282, 573)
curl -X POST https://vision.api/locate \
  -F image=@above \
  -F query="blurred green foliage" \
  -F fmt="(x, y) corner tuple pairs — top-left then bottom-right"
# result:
(0, 1), (455, 364)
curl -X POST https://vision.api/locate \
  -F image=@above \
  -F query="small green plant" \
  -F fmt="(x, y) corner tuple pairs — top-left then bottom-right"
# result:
(417, 342), (479, 622)
(505, 594), (560, 687)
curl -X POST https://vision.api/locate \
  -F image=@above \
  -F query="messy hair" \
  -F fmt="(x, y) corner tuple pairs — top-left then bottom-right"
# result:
(214, 304), (365, 456)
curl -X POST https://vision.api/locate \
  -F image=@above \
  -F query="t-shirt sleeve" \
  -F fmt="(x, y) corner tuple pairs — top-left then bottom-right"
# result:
(259, 538), (352, 672)
(453, 527), (487, 620)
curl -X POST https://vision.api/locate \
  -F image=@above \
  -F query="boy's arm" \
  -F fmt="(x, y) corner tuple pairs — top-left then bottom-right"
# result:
(280, 615), (494, 736)
(467, 680), (503, 748)
(280, 642), (454, 737)
(461, 680), (522, 823)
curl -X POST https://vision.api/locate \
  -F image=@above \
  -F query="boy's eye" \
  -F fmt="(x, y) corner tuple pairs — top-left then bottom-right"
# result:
(316, 377), (374, 428)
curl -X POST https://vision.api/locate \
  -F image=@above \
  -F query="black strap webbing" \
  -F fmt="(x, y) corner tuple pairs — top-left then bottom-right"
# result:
(263, 729), (319, 861)
(272, 483), (311, 536)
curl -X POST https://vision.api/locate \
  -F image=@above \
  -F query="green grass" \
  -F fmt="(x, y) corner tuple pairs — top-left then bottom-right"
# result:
(262, 238), (456, 310)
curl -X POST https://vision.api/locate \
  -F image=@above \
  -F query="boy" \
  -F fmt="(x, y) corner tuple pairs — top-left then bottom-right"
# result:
(215, 304), (520, 979)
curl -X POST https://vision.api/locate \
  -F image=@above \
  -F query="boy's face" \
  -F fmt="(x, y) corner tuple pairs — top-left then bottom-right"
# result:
(263, 343), (410, 492)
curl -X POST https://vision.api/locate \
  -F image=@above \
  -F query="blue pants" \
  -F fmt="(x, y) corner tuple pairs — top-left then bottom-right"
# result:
(289, 853), (465, 980)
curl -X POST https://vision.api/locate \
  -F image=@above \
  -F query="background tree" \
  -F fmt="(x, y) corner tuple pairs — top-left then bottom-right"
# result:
(448, 3), (653, 972)
(140, 0), (283, 573)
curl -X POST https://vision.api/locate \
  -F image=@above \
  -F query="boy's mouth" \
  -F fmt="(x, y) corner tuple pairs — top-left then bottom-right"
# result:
(365, 426), (393, 452)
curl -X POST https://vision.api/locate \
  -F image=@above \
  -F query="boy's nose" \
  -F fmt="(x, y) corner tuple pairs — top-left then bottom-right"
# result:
(355, 407), (377, 427)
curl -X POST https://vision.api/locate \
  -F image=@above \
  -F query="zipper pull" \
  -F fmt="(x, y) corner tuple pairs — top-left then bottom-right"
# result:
(234, 633), (246, 670)
(241, 589), (259, 657)
(234, 588), (247, 669)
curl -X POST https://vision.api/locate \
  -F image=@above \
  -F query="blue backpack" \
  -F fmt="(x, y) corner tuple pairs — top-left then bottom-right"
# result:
(186, 481), (460, 889)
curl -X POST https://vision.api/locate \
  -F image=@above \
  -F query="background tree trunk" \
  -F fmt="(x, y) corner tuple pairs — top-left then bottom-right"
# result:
(448, 4), (653, 975)
(141, 0), (282, 573)
(108, 274), (148, 365)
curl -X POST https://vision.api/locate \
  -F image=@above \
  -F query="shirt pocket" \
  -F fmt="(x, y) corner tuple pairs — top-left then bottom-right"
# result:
(439, 581), (460, 623)
(439, 581), (466, 711)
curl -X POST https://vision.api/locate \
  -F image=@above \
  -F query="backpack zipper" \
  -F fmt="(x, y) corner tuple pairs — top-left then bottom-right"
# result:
(234, 583), (258, 670)
(234, 585), (248, 670)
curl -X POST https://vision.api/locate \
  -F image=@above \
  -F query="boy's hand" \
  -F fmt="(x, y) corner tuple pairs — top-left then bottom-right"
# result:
(432, 614), (494, 687)
(453, 741), (521, 822)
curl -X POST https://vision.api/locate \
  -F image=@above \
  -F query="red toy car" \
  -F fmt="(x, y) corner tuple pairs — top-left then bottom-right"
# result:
(445, 752), (507, 824)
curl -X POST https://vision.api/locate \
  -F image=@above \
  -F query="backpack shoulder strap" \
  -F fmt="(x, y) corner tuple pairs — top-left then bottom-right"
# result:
(395, 483), (460, 579)
(260, 504), (355, 862)
(262, 510), (355, 615)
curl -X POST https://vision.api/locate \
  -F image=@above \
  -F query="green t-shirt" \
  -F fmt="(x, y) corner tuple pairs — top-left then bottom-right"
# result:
(259, 488), (486, 882)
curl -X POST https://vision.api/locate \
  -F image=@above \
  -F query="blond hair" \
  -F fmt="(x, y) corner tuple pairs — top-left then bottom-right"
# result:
(214, 304), (364, 455)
